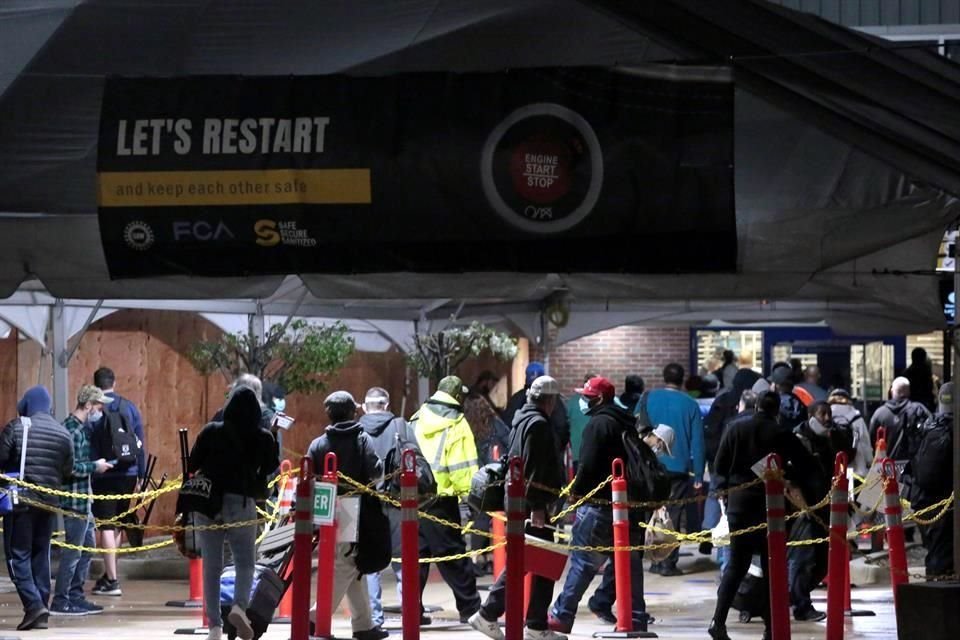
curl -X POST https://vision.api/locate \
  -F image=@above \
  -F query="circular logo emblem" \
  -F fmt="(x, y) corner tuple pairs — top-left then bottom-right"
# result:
(123, 221), (155, 251)
(481, 103), (603, 234)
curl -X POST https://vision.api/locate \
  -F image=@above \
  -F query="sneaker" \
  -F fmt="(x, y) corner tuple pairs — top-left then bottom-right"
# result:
(17, 608), (49, 630)
(227, 605), (254, 640)
(649, 562), (662, 575)
(460, 610), (481, 624)
(50, 602), (89, 617)
(659, 565), (684, 577)
(468, 612), (504, 640)
(353, 627), (389, 640)
(547, 615), (572, 634)
(76, 599), (104, 614)
(794, 608), (827, 622)
(206, 626), (223, 640)
(524, 629), (567, 640)
(92, 579), (122, 596)
(420, 615), (432, 626)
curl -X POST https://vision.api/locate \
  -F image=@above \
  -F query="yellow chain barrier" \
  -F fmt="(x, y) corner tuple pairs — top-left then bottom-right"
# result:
(0, 475), (182, 501)
(550, 475), (613, 524)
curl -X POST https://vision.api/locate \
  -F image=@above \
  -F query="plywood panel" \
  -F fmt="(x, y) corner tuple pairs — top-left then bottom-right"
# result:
(0, 331), (19, 422)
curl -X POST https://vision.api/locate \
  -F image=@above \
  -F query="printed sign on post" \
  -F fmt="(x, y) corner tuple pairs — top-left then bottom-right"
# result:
(336, 496), (360, 544)
(313, 481), (337, 526)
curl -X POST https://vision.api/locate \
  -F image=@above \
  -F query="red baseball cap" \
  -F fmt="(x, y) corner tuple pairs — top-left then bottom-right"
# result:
(575, 376), (615, 402)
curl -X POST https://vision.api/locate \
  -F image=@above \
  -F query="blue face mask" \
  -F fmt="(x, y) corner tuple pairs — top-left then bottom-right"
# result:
(273, 398), (286, 413)
(579, 396), (592, 415)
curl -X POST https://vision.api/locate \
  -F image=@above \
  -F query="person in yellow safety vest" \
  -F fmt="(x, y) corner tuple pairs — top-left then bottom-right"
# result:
(409, 376), (482, 622)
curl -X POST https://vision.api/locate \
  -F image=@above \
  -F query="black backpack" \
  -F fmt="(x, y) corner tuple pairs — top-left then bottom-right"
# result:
(353, 434), (392, 575)
(95, 398), (141, 471)
(826, 413), (858, 463)
(889, 406), (927, 461)
(621, 427), (671, 504)
(380, 422), (437, 506)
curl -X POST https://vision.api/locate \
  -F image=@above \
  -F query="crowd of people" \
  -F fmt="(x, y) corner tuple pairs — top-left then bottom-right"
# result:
(0, 351), (954, 640)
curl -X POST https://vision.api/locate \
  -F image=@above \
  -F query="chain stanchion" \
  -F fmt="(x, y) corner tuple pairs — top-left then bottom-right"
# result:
(401, 449), (421, 640)
(273, 460), (295, 625)
(881, 459), (909, 609)
(291, 457), (314, 640)
(844, 466), (875, 618)
(827, 452), (849, 640)
(492, 444), (507, 580)
(764, 454), (790, 640)
(505, 457), (525, 640)
(314, 452), (339, 640)
(168, 427), (203, 613)
(594, 458), (656, 639)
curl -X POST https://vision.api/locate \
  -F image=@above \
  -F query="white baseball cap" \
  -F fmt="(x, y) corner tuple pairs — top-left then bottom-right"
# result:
(527, 375), (561, 400)
(651, 424), (675, 457)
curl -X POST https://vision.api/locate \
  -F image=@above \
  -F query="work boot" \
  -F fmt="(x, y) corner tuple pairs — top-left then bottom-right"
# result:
(547, 615), (572, 634)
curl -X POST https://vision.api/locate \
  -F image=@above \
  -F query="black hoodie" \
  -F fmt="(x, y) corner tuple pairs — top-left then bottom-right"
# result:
(307, 421), (382, 495)
(510, 402), (565, 512)
(573, 402), (635, 503)
(188, 387), (279, 499)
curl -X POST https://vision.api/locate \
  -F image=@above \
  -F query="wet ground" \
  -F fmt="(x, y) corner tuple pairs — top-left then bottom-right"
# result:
(0, 552), (902, 640)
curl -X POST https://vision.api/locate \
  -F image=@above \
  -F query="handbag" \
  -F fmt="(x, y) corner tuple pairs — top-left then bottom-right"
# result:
(173, 471), (222, 559)
(644, 507), (677, 563)
(0, 417), (32, 516)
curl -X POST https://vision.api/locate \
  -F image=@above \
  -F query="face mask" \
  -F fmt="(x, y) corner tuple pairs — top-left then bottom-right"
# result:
(88, 409), (103, 423)
(273, 398), (286, 413)
(579, 397), (593, 414)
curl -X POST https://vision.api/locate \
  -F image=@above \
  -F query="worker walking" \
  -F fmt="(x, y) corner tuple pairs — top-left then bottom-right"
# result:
(410, 376), (482, 623)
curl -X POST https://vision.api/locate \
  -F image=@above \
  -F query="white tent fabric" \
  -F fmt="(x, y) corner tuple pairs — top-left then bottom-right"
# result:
(0, 0), (957, 336)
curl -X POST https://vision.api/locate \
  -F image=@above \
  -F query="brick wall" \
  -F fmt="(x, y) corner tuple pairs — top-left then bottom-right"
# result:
(549, 326), (691, 395)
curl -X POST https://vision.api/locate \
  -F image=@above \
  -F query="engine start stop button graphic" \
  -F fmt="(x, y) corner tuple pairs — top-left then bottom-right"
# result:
(481, 103), (603, 233)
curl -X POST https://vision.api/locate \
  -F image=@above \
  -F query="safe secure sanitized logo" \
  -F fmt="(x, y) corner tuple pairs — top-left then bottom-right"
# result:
(481, 103), (603, 233)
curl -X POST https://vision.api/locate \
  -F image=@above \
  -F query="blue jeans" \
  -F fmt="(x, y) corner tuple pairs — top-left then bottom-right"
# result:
(53, 512), (95, 608)
(551, 506), (646, 627)
(196, 493), (258, 629)
(3, 506), (55, 614)
(366, 508), (403, 626)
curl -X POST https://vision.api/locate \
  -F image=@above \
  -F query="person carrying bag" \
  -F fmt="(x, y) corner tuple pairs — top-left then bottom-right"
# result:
(182, 387), (279, 640)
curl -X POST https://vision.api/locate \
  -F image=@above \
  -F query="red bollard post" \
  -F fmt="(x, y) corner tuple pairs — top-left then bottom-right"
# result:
(314, 452), (339, 639)
(827, 452), (849, 640)
(400, 449), (421, 640)
(505, 457), (526, 640)
(492, 445), (507, 579)
(764, 454), (791, 640)
(291, 457), (314, 640)
(881, 459), (909, 608)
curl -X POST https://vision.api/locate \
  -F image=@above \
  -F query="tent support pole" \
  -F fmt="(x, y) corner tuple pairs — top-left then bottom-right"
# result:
(953, 242), (960, 574)
(64, 299), (103, 364)
(51, 300), (69, 421)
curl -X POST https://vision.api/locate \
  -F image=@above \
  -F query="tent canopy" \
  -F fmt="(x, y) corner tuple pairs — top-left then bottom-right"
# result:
(1, 0), (958, 334)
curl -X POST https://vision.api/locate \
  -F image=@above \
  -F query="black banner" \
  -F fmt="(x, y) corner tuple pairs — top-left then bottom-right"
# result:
(97, 67), (735, 278)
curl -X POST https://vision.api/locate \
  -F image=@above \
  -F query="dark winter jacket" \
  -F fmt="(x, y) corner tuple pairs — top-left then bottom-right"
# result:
(573, 402), (635, 503)
(1, 387), (74, 507)
(188, 388), (279, 500)
(704, 369), (762, 466)
(308, 421), (382, 495)
(509, 402), (565, 512)
(359, 411), (413, 465)
(868, 398), (932, 458)
(503, 389), (570, 458)
(714, 411), (821, 521)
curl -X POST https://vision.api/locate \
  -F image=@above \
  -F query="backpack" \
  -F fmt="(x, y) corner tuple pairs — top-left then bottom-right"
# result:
(94, 398), (141, 471)
(908, 417), (952, 499)
(353, 433), (392, 575)
(621, 426), (671, 504)
(826, 413), (857, 463)
(888, 406), (927, 461)
(380, 421), (437, 505)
